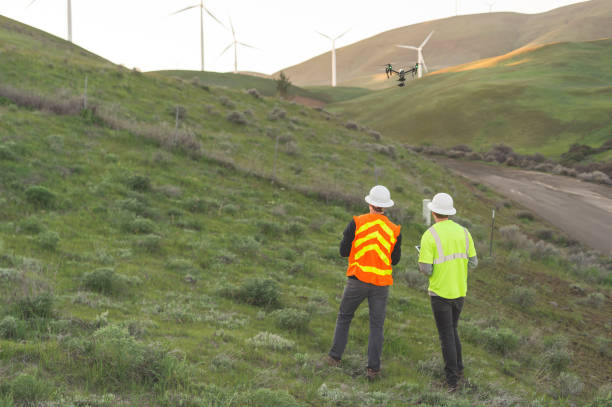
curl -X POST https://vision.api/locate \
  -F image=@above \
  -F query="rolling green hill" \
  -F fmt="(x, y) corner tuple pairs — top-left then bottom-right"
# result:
(330, 39), (612, 159)
(153, 70), (371, 105)
(278, 0), (612, 89)
(0, 14), (610, 406)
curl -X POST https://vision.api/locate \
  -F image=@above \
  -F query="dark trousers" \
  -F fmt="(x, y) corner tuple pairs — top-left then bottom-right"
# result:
(329, 277), (389, 371)
(430, 295), (464, 386)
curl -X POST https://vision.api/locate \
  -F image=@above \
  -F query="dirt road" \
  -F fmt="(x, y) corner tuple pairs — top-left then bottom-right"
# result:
(434, 158), (612, 255)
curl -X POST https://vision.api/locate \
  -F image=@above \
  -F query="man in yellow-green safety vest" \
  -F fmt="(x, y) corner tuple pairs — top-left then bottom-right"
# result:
(418, 192), (478, 393)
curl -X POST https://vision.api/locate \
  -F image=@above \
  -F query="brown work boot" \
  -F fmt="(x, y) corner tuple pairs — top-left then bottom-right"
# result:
(446, 382), (458, 393)
(324, 355), (341, 367)
(366, 368), (381, 381)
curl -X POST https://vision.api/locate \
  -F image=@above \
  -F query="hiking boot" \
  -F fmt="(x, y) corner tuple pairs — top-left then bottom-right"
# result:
(324, 355), (341, 367)
(366, 368), (381, 381)
(446, 383), (458, 393)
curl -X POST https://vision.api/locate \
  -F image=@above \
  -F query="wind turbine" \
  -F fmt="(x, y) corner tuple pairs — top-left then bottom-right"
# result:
(28, 0), (72, 42)
(396, 31), (435, 79)
(220, 18), (257, 74)
(171, 0), (225, 72)
(484, 1), (496, 13)
(317, 29), (350, 87)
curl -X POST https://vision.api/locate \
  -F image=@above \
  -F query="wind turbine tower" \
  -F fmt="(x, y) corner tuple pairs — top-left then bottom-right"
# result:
(317, 29), (350, 87)
(28, 0), (72, 42)
(396, 31), (435, 79)
(220, 18), (256, 74)
(171, 0), (224, 72)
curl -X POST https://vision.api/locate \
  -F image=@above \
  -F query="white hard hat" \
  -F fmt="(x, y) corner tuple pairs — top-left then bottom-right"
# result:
(427, 192), (456, 215)
(365, 185), (394, 208)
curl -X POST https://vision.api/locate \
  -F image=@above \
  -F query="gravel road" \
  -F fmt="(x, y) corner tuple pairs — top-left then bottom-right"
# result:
(435, 158), (612, 255)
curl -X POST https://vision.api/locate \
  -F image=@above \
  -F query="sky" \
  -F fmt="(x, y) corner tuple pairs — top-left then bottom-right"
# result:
(0, 0), (589, 75)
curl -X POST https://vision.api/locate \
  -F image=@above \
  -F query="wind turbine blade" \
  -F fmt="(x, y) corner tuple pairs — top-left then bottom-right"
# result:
(204, 7), (226, 28)
(238, 42), (258, 50)
(420, 31), (435, 48)
(219, 43), (233, 56)
(396, 45), (419, 50)
(422, 59), (429, 73)
(27, 0), (38, 7)
(316, 31), (331, 40)
(229, 17), (235, 36)
(170, 4), (198, 15)
(335, 28), (351, 40)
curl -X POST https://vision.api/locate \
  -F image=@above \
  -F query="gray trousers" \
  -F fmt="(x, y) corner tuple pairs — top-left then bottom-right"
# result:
(329, 277), (389, 371)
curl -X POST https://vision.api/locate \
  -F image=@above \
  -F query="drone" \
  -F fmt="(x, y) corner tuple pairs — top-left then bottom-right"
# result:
(384, 63), (419, 87)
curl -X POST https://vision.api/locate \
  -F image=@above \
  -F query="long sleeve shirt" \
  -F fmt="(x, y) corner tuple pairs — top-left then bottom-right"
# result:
(339, 219), (402, 265)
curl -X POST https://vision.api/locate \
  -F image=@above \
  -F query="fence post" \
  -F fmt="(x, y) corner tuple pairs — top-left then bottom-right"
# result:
(489, 208), (496, 257)
(422, 199), (431, 226)
(83, 75), (88, 110)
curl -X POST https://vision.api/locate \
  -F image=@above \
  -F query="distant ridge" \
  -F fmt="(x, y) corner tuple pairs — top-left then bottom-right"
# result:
(278, 0), (612, 88)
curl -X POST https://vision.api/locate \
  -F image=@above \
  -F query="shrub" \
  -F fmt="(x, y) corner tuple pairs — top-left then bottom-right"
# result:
(257, 220), (282, 236)
(241, 388), (303, 407)
(508, 286), (536, 308)
(578, 171), (611, 184)
(247, 332), (294, 350)
(578, 292), (605, 308)
(15, 292), (54, 319)
(25, 186), (55, 208)
(345, 121), (358, 130)
(268, 107), (286, 121)
(271, 308), (311, 332)
(554, 372), (584, 399)
(499, 225), (529, 249)
(368, 130), (382, 141)
(481, 327), (520, 355)
(18, 216), (45, 234)
(219, 96), (236, 109)
(183, 197), (216, 213)
(535, 229), (555, 242)
(35, 231), (60, 250)
(125, 217), (158, 234)
(516, 211), (534, 221)
(530, 240), (561, 261)
(0, 373), (52, 403)
(0, 316), (19, 338)
(541, 336), (571, 374)
(227, 110), (248, 125)
(133, 234), (162, 253)
(402, 269), (428, 289)
(237, 278), (280, 307)
(83, 324), (188, 387)
(247, 88), (261, 99)
(595, 336), (611, 358)
(285, 222), (305, 236)
(82, 268), (139, 296)
(232, 236), (261, 254)
(126, 175), (151, 192)
(0, 145), (16, 161)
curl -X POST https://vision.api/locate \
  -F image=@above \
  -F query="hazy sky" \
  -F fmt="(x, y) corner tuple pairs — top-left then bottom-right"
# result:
(0, 0), (588, 74)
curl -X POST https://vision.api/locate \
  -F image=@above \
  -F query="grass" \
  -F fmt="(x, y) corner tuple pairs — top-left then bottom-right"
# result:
(0, 14), (609, 406)
(330, 39), (612, 161)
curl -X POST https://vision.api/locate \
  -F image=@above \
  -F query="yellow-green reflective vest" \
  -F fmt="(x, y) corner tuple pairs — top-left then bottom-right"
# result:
(418, 220), (476, 299)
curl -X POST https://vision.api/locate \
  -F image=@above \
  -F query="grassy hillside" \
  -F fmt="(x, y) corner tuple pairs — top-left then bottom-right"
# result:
(153, 70), (371, 105)
(330, 39), (612, 159)
(278, 0), (612, 88)
(0, 15), (611, 406)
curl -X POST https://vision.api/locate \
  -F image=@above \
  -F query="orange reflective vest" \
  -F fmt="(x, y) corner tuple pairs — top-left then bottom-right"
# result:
(347, 213), (401, 286)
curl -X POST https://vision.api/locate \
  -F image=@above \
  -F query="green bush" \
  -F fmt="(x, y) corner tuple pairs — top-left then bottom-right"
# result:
(183, 197), (216, 213)
(554, 372), (584, 399)
(232, 236), (260, 254)
(25, 186), (55, 208)
(0, 145), (16, 161)
(35, 230), (60, 250)
(0, 373), (52, 403)
(285, 222), (305, 236)
(541, 338), (571, 374)
(483, 327), (520, 355)
(82, 268), (139, 296)
(247, 331), (294, 350)
(237, 277), (280, 307)
(257, 220), (282, 236)
(240, 388), (304, 407)
(578, 292), (605, 308)
(271, 308), (311, 332)
(402, 269), (428, 289)
(133, 234), (162, 253)
(18, 216), (45, 234)
(516, 211), (534, 221)
(0, 316), (20, 339)
(81, 324), (189, 387)
(127, 175), (151, 192)
(15, 292), (54, 319)
(508, 286), (536, 308)
(125, 217), (158, 234)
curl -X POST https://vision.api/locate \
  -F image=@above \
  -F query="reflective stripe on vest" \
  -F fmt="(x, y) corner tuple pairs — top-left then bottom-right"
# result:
(428, 226), (469, 265)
